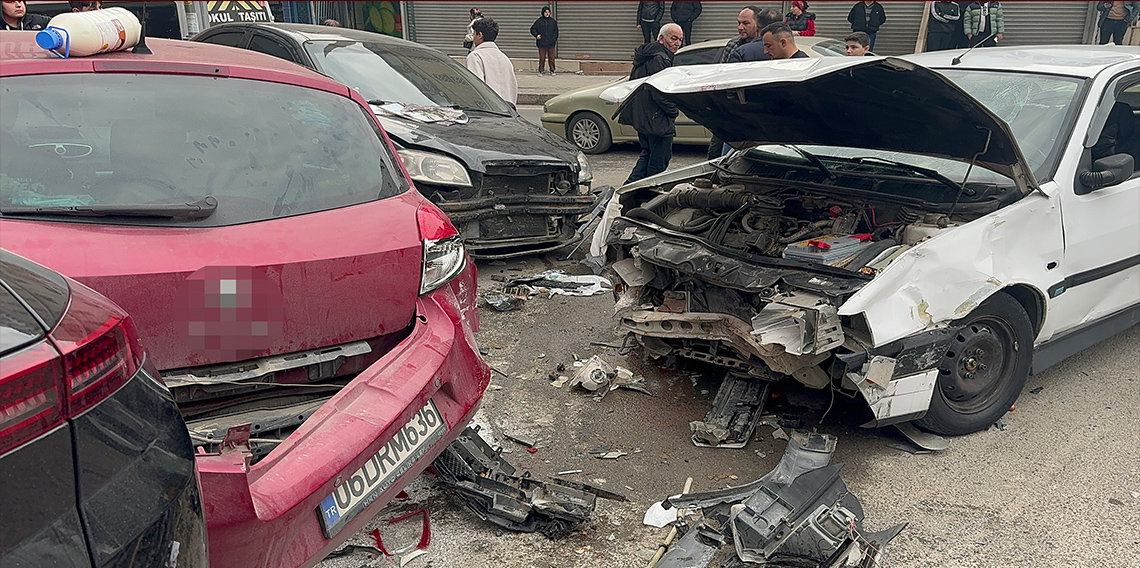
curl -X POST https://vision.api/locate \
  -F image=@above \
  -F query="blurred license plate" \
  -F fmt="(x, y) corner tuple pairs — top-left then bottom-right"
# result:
(318, 401), (446, 537)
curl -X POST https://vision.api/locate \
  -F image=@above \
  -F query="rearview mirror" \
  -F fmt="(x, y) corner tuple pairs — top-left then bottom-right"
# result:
(1077, 153), (1134, 194)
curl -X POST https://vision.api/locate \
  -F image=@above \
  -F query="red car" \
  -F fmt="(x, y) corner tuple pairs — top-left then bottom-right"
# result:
(0, 32), (489, 568)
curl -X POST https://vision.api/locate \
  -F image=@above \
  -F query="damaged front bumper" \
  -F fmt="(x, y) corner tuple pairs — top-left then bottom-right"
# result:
(439, 193), (600, 259)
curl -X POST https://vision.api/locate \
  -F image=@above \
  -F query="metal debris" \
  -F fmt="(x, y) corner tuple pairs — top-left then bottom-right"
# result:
(690, 373), (771, 448)
(431, 426), (611, 538)
(895, 422), (950, 451)
(1029, 386), (1044, 394)
(506, 270), (613, 297)
(652, 430), (904, 568)
(569, 356), (613, 392)
(482, 289), (526, 312)
(503, 432), (537, 448)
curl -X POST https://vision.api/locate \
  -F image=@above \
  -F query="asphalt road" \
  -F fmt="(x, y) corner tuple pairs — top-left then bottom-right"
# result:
(317, 108), (1140, 568)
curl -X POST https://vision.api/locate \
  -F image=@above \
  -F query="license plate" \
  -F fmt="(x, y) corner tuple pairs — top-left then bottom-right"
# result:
(317, 400), (446, 538)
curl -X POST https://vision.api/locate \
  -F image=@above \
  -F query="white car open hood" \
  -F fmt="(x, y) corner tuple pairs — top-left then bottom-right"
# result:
(602, 57), (1039, 196)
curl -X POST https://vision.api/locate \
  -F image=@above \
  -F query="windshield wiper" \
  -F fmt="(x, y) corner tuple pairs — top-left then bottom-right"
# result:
(784, 145), (837, 182)
(446, 105), (510, 117)
(849, 156), (962, 193)
(1, 196), (218, 219)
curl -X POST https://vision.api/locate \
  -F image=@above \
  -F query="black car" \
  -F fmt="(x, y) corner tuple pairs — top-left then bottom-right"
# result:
(0, 250), (207, 568)
(194, 23), (601, 259)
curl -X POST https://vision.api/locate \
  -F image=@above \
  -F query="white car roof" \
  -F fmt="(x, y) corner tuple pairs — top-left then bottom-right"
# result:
(903, 45), (1140, 78)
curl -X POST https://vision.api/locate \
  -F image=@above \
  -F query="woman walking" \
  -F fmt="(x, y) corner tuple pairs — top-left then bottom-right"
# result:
(530, 6), (559, 75)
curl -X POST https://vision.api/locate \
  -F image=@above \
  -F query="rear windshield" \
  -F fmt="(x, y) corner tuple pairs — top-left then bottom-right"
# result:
(0, 73), (406, 227)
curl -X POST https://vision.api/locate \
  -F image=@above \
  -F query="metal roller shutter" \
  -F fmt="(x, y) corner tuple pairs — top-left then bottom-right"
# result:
(811, 1), (924, 56)
(556, 1), (646, 62)
(407, 1), (548, 58)
(997, 1), (1092, 46)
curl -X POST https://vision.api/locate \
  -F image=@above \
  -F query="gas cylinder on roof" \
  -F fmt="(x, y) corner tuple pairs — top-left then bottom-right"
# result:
(35, 7), (141, 58)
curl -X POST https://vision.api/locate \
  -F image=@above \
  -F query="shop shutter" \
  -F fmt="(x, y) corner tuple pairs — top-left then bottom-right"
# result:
(997, 1), (1092, 46)
(556, 1), (648, 62)
(407, 1), (547, 58)
(811, 1), (924, 56)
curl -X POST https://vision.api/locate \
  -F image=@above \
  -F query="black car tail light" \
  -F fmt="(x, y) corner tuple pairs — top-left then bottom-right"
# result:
(0, 343), (65, 455)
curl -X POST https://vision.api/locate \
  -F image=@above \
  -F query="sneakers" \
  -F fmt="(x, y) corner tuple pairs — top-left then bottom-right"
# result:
(549, 71), (556, 76)
(537, 71), (545, 76)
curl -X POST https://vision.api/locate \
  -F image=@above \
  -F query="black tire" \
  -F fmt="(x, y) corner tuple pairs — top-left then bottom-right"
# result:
(568, 112), (612, 154)
(917, 292), (1033, 436)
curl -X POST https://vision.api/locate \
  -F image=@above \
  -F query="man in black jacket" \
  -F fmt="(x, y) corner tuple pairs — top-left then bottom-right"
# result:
(530, 6), (559, 75)
(1, 1), (49, 30)
(637, 1), (665, 44)
(847, 1), (886, 51)
(670, 1), (701, 46)
(926, 1), (961, 51)
(620, 23), (683, 184)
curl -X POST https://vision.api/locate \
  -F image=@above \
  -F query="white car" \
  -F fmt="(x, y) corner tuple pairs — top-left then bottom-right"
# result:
(591, 46), (1140, 436)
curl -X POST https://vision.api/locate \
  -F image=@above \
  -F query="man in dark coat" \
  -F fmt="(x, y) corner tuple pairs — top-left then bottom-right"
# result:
(530, 6), (559, 75)
(670, 1), (701, 46)
(847, 1), (886, 51)
(926, 1), (962, 51)
(760, 22), (810, 60)
(1, 1), (49, 30)
(637, 1), (665, 44)
(727, 8), (783, 62)
(620, 23), (683, 184)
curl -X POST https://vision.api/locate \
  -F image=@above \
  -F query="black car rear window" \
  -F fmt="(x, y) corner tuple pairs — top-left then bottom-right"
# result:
(0, 74), (407, 227)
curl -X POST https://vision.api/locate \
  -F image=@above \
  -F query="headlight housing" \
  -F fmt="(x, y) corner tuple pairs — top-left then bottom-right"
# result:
(577, 151), (593, 184)
(398, 149), (472, 187)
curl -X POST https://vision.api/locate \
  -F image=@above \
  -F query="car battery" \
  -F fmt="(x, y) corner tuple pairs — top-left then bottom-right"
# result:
(782, 234), (874, 267)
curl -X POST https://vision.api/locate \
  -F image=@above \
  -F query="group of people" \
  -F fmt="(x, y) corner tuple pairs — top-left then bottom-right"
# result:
(1, 0), (100, 31)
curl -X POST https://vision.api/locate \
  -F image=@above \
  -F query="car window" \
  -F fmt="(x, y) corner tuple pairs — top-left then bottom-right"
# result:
(0, 74), (406, 227)
(202, 31), (246, 47)
(303, 40), (513, 114)
(1091, 79), (1140, 172)
(249, 34), (293, 62)
(941, 70), (1084, 181)
(674, 46), (721, 67)
(810, 40), (847, 57)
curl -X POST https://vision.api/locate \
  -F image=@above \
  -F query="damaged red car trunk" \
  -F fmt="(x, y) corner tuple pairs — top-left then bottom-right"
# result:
(0, 34), (488, 568)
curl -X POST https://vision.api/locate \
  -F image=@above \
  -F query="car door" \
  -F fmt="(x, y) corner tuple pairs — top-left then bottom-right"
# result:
(1050, 71), (1140, 334)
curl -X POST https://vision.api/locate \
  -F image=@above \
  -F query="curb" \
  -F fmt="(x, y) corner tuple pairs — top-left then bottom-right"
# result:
(518, 93), (556, 106)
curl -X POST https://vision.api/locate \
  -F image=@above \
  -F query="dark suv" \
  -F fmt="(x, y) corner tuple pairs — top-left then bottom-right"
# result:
(195, 23), (601, 259)
(0, 250), (207, 568)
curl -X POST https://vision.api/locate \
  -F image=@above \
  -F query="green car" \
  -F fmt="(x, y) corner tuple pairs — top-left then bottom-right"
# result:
(541, 36), (847, 154)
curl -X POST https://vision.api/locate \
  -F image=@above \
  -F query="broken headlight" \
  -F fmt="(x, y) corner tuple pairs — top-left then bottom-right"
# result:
(577, 151), (593, 184)
(397, 149), (472, 187)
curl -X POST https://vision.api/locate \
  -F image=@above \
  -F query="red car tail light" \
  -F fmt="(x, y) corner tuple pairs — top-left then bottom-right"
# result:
(49, 282), (142, 417)
(0, 343), (65, 455)
(417, 204), (466, 295)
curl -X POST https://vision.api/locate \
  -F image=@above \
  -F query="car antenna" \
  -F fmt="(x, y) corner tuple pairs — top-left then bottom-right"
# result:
(132, 1), (151, 54)
(951, 33), (995, 65)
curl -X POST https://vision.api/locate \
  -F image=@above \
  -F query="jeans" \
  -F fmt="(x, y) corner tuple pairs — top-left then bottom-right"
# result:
(1100, 19), (1128, 44)
(867, 32), (877, 51)
(625, 133), (674, 185)
(677, 20), (693, 46)
(538, 46), (556, 72)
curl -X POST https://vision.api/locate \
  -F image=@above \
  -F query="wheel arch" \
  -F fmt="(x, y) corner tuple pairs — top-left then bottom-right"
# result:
(1000, 284), (1047, 337)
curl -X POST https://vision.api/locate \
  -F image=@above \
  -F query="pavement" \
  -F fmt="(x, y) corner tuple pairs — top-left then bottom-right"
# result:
(515, 68), (625, 106)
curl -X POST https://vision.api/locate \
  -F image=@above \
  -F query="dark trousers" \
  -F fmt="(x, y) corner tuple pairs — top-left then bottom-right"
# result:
(707, 135), (723, 160)
(1100, 19), (1128, 44)
(538, 46), (556, 72)
(625, 133), (674, 185)
(867, 32), (877, 51)
(926, 31), (955, 51)
(968, 33), (997, 47)
(677, 20), (693, 45)
(641, 21), (661, 44)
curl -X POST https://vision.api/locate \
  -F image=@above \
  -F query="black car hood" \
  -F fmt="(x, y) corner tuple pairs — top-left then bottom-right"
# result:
(374, 110), (580, 172)
(602, 57), (1039, 195)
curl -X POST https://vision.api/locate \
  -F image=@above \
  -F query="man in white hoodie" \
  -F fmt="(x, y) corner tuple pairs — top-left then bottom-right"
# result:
(465, 17), (518, 105)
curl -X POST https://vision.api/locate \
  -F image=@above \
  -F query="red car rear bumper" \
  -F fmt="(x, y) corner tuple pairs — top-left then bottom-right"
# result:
(195, 265), (487, 568)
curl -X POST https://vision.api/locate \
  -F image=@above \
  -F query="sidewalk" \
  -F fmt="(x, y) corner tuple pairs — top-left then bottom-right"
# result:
(515, 66), (626, 105)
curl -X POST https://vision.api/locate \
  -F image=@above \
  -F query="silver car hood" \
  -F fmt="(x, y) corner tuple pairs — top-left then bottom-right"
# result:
(601, 56), (1039, 196)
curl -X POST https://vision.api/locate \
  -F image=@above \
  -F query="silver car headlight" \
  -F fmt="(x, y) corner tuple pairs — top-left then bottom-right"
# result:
(397, 149), (472, 187)
(577, 151), (593, 184)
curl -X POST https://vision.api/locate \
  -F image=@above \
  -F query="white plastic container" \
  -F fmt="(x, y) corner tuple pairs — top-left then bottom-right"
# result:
(35, 7), (141, 58)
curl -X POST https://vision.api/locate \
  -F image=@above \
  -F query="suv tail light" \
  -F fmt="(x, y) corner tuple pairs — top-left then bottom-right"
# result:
(418, 204), (466, 295)
(0, 344), (65, 455)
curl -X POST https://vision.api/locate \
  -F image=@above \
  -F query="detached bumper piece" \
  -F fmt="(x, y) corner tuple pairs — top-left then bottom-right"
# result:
(656, 430), (905, 568)
(431, 427), (604, 538)
(690, 373), (772, 448)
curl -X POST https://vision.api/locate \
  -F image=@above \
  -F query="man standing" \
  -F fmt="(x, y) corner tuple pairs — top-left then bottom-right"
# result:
(1, 1), (49, 30)
(620, 23), (683, 185)
(636, 1), (665, 45)
(844, 31), (873, 55)
(761, 22), (810, 60)
(1097, 1), (1138, 45)
(466, 18), (518, 105)
(727, 8), (783, 62)
(69, 1), (102, 11)
(530, 6), (558, 75)
(963, 1), (1003, 47)
(847, 1), (886, 51)
(706, 6), (760, 159)
(670, 1), (701, 46)
(926, 1), (961, 51)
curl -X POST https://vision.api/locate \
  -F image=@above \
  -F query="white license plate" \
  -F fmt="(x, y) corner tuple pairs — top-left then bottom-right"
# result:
(317, 400), (446, 538)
